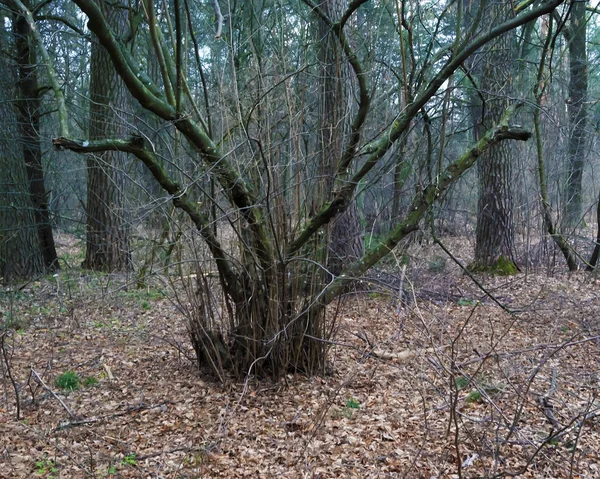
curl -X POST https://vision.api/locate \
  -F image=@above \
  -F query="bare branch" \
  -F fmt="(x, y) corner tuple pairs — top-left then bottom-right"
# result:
(30, 368), (76, 419)
(288, 0), (565, 257)
(213, 0), (223, 38)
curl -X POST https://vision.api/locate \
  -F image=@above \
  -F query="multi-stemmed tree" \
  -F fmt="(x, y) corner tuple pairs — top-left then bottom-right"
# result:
(50, 0), (560, 378)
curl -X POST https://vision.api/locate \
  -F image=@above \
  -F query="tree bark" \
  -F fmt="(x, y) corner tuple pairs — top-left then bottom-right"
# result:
(13, 2), (58, 271)
(0, 32), (44, 281)
(83, 0), (131, 271)
(563, 1), (588, 230)
(471, 2), (517, 270)
(317, 0), (363, 276)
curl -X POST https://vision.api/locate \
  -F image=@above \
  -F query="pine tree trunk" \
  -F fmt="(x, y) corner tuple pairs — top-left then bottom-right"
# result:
(83, 0), (131, 271)
(13, 4), (58, 271)
(0, 36), (43, 281)
(474, 140), (516, 266)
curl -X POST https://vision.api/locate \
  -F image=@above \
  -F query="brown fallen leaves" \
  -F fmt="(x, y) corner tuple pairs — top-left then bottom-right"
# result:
(2, 240), (600, 477)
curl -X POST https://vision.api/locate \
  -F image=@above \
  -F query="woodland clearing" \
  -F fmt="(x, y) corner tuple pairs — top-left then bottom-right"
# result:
(2, 234), (600, 478)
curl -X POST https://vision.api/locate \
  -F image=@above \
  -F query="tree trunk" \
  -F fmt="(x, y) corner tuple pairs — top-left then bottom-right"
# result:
(471, 2), (517, 272)
(83, 0), (131, 271)
(13, 3), (58, 271)
(563, 1), (588, 230)
(318, 0), (363, 276)
(0, 33), (44, 281)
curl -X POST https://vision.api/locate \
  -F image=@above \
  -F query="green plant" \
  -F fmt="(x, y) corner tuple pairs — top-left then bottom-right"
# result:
(465, 390), (482, 403)
(339, 398), (361, 418)
(455, 376), (470, 390)
(457, 298), (478, 307)
(106, 465), (117, 475)
(121, 454), (136, 466)
(83, 376), (99, 387)
(55, 371), (80, 391)
(366, 291), (385, 300)
(35, 457), (57, 478)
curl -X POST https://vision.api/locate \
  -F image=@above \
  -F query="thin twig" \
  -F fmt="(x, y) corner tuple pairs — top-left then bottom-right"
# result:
(457, 335), (600, 367)
(136, 445), (210, 461)
(1, 333), (21, 420)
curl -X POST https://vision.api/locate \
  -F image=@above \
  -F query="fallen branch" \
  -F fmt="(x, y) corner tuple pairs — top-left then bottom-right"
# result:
(350, 330), (448, 362)
(55, 401), (173, 431)
(369, 346), (442, 362)
(30, 368), (76, 419)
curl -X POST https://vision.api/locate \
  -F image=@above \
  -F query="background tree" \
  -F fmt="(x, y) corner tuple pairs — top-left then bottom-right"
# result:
(563, 0), (588, 231)
(317, 0), (363, 275)
(13, 0), (58, 271)
(467, 1), (518, 272)
(83, 0), (131, 271)
(0, 28), (44, 280)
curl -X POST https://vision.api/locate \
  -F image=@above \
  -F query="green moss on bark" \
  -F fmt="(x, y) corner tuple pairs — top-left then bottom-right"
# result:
(468, 256), (518, 276)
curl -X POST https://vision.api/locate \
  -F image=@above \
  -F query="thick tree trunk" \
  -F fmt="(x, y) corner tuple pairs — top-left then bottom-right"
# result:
(83, 0), (131, 271)
(474, 140), (516, 267)
(13, 4), (58, 271)
(471, 2), (517, 272)
(0, 36), (44, 281)
(563, 1), (588, 230)
(318, 0), (363, 276)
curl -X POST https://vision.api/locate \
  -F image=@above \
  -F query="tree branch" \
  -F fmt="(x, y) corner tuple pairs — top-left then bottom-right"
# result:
(321, 104), (532, 304)
(34, 14), (86, 35)
(287, 0), (564, 257)
(52, 136), (242, 299)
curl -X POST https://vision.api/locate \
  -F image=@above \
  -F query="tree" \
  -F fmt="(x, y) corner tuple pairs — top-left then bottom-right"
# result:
(13, 0), (59, 271)
(317, 0), (363, 275)
(562, 0), (588, 230)
(83, 0), (131, 271)
(52, 0), (563, 378)
(468, 1), (518, 272)
(0, 28), (44, 281)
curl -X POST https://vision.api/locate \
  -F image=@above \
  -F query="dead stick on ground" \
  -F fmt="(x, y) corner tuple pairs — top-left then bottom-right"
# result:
(30, 368), (76, 419)
(55, 401), (173, 431)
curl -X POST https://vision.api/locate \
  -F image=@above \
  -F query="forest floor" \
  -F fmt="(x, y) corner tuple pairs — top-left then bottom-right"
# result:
(2, 234), (600, 478)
